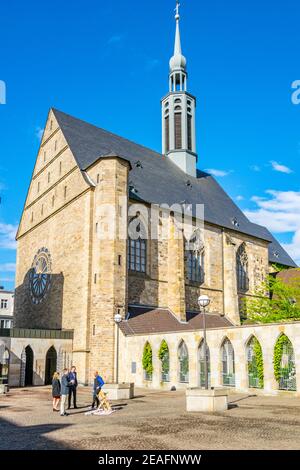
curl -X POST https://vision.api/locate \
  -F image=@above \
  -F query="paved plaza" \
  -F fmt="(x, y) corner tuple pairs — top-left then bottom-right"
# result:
(0, 387), (300, 450)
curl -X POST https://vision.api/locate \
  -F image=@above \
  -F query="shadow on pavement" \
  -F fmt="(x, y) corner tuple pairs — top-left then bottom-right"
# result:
(0, 417), (72, 450)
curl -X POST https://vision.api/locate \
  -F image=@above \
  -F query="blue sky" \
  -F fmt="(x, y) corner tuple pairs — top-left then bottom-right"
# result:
(0, 0), (299, 291)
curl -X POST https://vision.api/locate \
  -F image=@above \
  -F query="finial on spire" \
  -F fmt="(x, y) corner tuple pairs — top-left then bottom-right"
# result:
(175, 1), (180, 20)
(170, 0), (186, 72)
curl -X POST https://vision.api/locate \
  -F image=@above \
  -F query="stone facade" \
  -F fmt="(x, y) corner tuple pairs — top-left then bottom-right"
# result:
(118, 322), (300, 396)
(0, 333), (73, 387)
(12, 110), (286, 388)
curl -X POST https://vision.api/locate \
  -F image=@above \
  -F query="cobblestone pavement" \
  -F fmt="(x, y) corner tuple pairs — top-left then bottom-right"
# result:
(1, 387), (300, 450)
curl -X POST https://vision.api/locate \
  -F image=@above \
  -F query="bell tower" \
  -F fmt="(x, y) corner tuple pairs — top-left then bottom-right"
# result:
(162, 1), (197, 177)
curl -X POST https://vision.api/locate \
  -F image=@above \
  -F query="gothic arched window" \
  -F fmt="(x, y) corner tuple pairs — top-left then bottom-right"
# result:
(128, 219), (147, 273)
(178, 340), (189, 383)
(236, 243), (249, 292)
(187, 230), (205, 283)
(221, 338), (235, 387)
(187, 250), (205, 283)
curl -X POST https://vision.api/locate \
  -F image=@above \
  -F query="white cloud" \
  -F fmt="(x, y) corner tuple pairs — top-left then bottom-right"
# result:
(282, 231), (300, 263)
(270, 161), (293, 174)
(0, 263), (16, 272)
(35, 127), (44, 141)
(244, 190), (300, 265)
(204, 169), (231, 177)
(236, 195), (244, 201)
(250, 165), (261, 172)
(0, 223), (18, 250)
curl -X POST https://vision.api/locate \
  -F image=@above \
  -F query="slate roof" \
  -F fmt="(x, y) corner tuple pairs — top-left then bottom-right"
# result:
(251, 224), (298, 268)
(119, 305), (234, 336)
(52, 108), (297, 268)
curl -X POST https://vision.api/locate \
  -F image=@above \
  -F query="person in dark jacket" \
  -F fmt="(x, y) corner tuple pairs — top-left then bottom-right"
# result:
(67, 366), (78, 409)
(60, 369), (70, 416)
(91, 371), (105, 409)
(52, 372), (61, 412)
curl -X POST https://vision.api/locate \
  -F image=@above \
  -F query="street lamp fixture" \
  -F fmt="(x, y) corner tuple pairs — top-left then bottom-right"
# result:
(114, 312), (123, 384)
(198, 295), (211, 390)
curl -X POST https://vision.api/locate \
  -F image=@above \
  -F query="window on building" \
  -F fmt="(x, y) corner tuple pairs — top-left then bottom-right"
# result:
(48, 172), (51, 184)
(128, 220), (147, 273)
(0, 319), (12, 329)
(55, 140), (57, 152)
(37, 182), (40, 193)
(52, 195), (55, 207)
(59, 162), (62, 175)
(187, 250), (205, 283)
(187, 114), (192, 151)
(64, 186), (67, 198)
(174, 113), (182, 149)
(128, 238), (146, 273)
(165, 115), (170, 153)
(236, 243), (249, 292)
(1, 299), (8, 309)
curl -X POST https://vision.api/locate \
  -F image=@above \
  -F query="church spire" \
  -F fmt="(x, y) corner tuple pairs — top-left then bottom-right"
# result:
(170, 2), (186, 75)
(161, 1), (197, 177)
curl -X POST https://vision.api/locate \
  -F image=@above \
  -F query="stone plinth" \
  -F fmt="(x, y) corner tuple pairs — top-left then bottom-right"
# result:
(103, 383), (134, 400)
(186, 387), (228, 413)
(0, 384), (9, 394)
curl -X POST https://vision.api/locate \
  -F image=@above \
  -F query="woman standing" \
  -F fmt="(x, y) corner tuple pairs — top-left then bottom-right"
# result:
(52, 371), (61, 412)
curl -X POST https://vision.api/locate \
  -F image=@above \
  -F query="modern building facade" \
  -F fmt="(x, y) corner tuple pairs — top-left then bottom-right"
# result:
(0, 290), (14, 329)
(2, 3), (298, 393)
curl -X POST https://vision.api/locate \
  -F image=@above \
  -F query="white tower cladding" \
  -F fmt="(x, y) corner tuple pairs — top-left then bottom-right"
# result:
(162, 1), (197, 177)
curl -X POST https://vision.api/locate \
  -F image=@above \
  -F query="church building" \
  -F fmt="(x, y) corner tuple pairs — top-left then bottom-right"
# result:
(3, 3), (299, 394)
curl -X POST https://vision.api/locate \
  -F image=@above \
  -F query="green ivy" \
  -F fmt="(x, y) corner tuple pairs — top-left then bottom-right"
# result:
(253, 338), (264, 388)
(274, 334), (290, 382)
(158, 340), (170, 374)
(142, 342), (153, 376)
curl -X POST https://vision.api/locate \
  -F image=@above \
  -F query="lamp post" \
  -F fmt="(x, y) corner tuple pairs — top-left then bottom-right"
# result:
(114, 312), (122, 384)
(198, 295), (211, 390)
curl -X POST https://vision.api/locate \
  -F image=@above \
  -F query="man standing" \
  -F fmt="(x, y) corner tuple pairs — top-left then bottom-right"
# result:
(60, 369), (70, 417)
(68, 365), (78, 409)
(92, 371), (105, 409)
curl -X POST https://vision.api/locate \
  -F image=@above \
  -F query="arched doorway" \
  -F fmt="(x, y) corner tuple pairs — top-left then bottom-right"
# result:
(221, 338), (235, 387)
(274, 335), (296, 391)
(159, 340), (170, 383)
(178, 341), (189, 383)
(198, 340), (210, 388)
(247, 337), (264, 389)
(25, 346), (34, 386)
(45, 346), (57, 385)
(142, 342), (153, 381)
